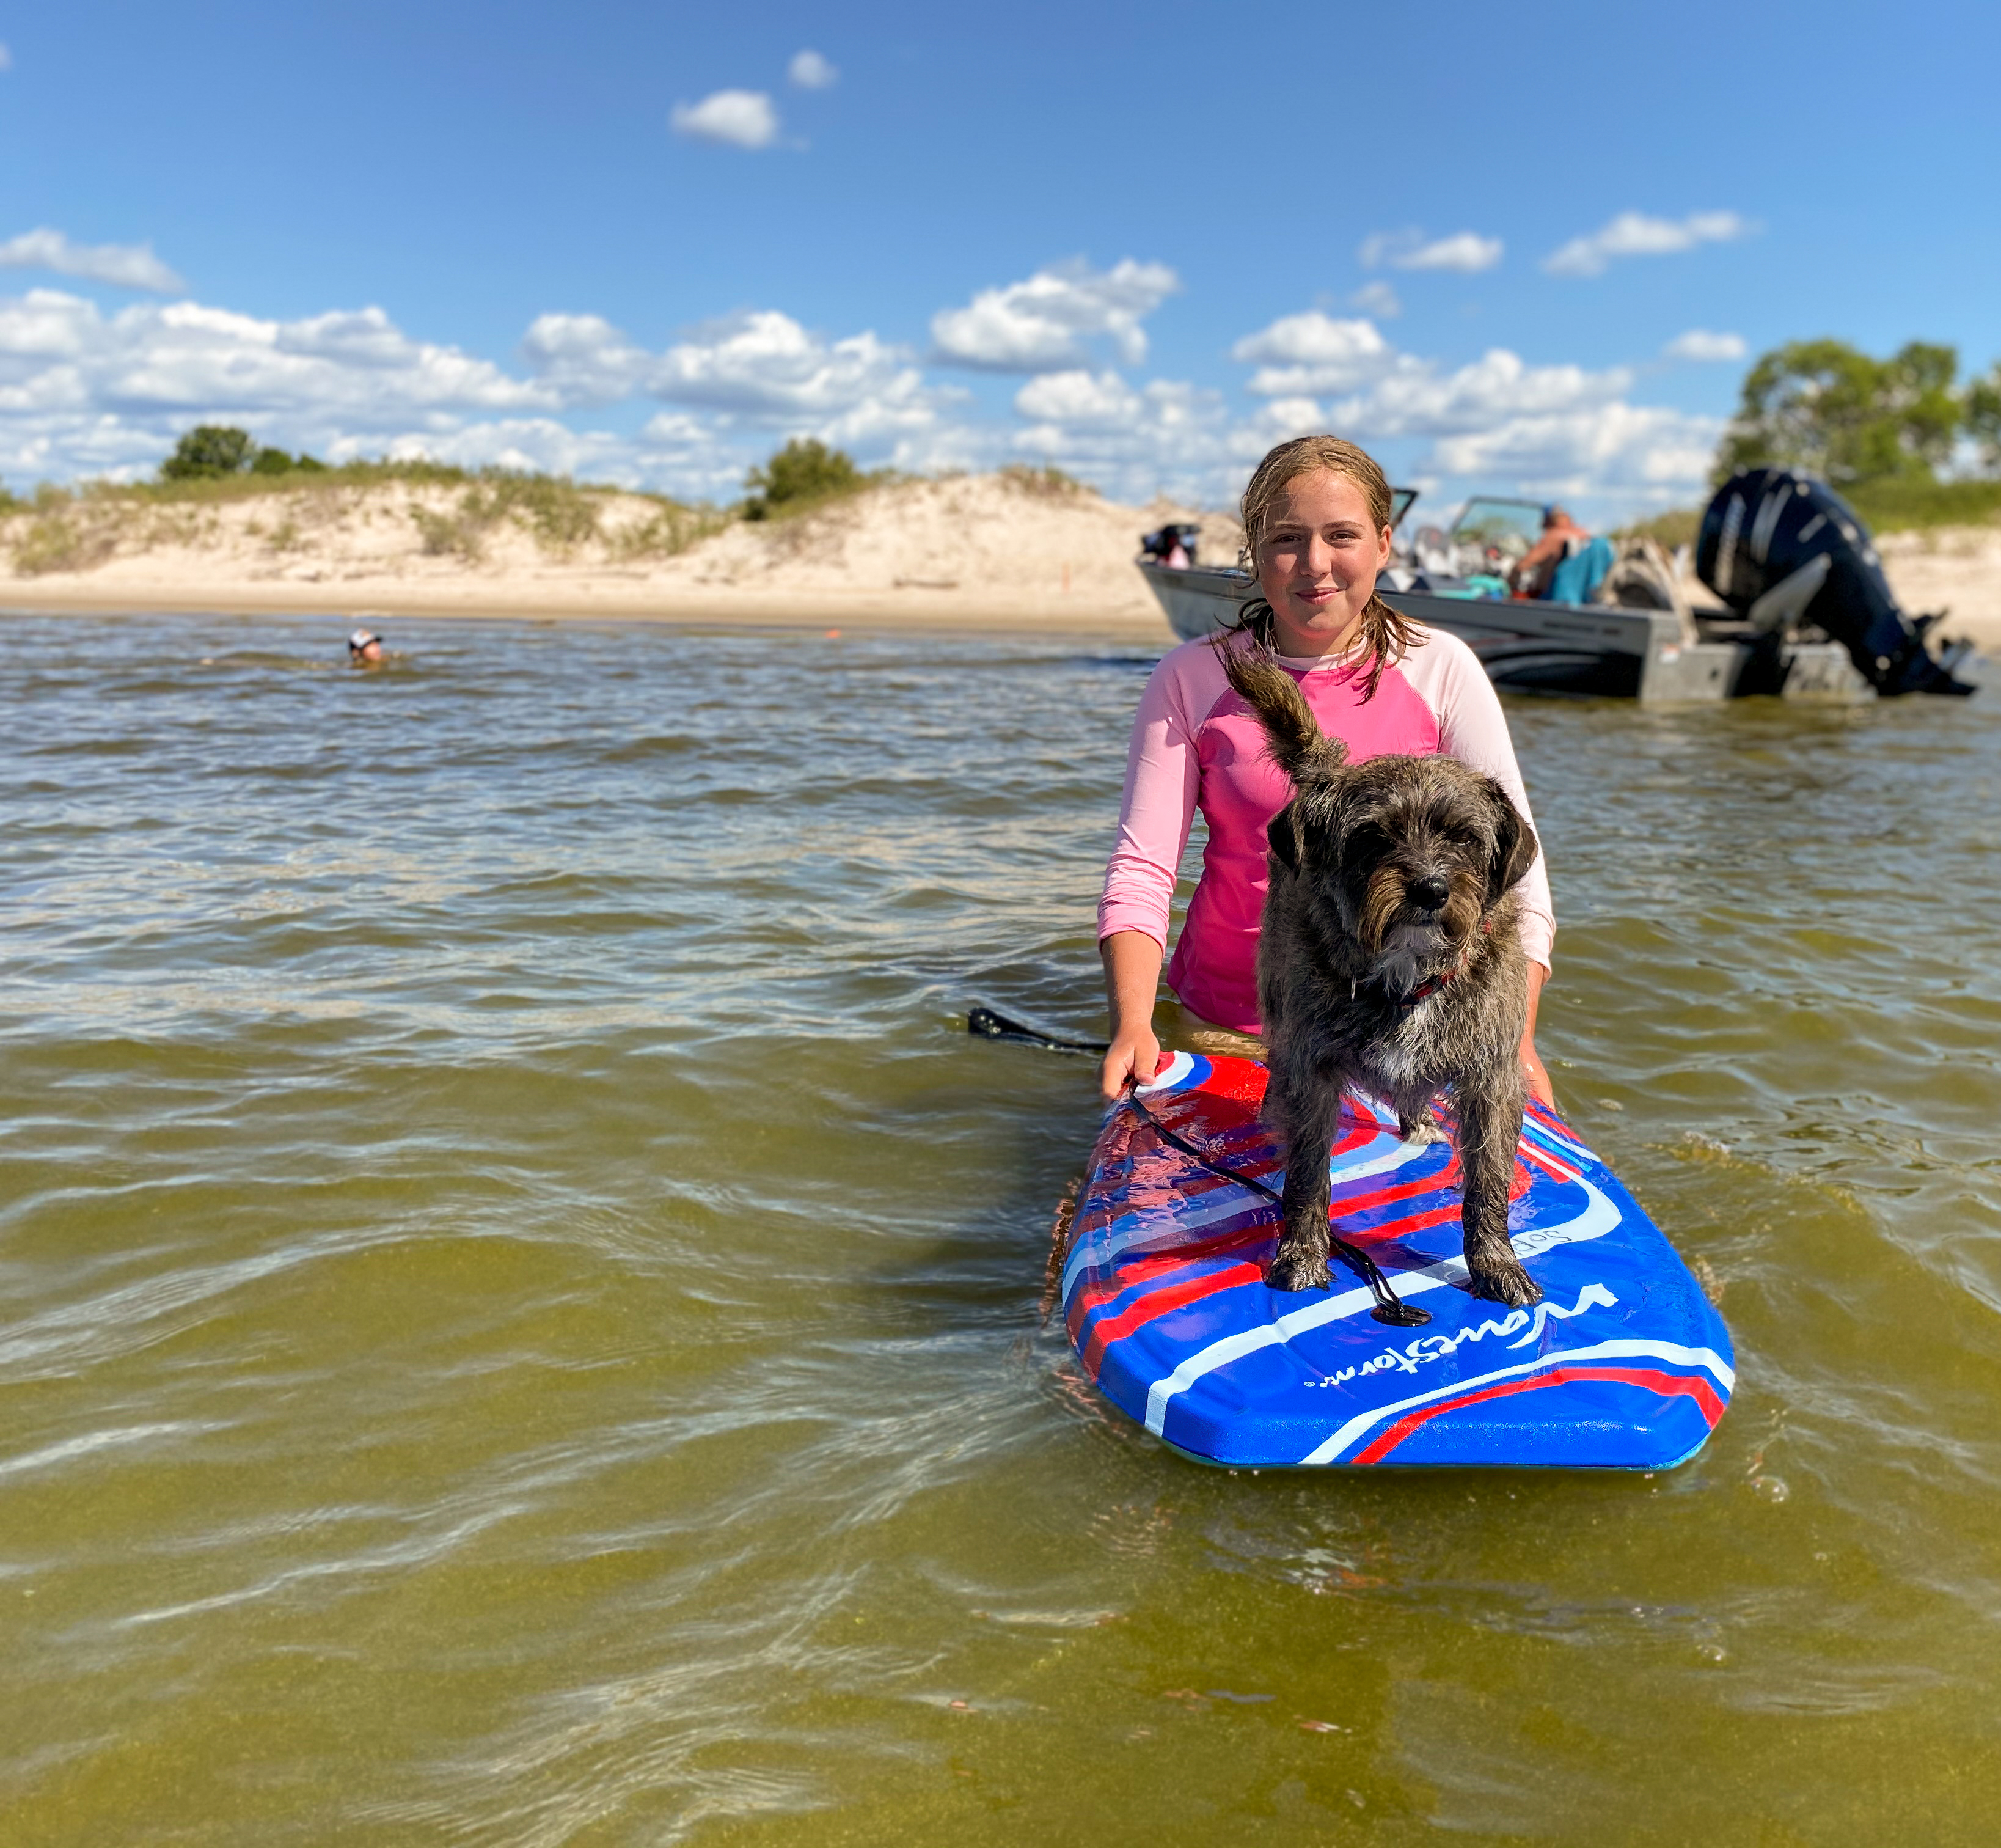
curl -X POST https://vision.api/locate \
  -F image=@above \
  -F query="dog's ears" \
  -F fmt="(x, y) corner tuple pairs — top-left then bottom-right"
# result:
(1484, 780), (1539, 906)
(1267, 798), (1303, 872)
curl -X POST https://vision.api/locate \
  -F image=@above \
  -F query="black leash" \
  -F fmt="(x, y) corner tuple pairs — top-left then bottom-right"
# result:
(967, 1004), (1109, 1055)
(1122, 1086), (1430, 1327)
(968, 1003), (1429, 1326)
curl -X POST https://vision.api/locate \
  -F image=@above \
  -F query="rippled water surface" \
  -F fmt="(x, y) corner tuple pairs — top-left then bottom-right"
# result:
(6, 610), (2001, 1846)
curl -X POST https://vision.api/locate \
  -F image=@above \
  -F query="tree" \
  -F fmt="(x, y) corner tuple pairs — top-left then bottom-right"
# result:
(1714, 339), (1961, 488)
(742, 438), (863, 519)
(159, 425), (258, 480)
(250, 446), (296, 475)
(1967, 364), (2001, 475)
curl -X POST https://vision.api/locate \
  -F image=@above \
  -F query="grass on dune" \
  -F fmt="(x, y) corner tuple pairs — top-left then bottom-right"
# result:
(2, 462), (728, 574)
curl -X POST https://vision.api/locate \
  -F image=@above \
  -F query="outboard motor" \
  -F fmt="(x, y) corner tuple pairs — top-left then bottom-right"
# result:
(1697, 469), (1973, 696)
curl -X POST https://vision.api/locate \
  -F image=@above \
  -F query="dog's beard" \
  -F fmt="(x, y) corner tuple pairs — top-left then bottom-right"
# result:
(1356, 864), (1485, 996)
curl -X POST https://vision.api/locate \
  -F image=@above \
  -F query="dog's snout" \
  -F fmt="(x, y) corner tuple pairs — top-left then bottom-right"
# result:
(1408, 875), (1451, 912)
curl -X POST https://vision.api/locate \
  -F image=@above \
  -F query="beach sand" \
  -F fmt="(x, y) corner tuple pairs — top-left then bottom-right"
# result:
(4, 472), (1997, 648)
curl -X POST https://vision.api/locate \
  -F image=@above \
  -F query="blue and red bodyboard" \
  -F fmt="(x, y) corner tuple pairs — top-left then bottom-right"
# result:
(1064, 1052), (1732, 1469)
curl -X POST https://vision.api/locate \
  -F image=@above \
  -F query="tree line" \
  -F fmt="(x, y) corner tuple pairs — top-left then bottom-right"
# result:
(1717, 339), (2001, 491)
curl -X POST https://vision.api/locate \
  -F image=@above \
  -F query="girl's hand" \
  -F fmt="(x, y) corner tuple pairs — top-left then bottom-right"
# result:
(1100, 1025), (1162, 1103)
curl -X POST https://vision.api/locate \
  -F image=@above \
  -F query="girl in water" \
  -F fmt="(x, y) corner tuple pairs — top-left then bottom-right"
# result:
(1097, 435), (1556, 1104)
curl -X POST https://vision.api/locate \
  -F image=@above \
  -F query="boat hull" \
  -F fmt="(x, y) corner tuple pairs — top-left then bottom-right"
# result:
(1133, 559), (1871, 704)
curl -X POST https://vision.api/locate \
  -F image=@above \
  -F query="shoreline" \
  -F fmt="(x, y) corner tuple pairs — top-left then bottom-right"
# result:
(0, 581), (1179, 640)
(9, 575), (1997, 654)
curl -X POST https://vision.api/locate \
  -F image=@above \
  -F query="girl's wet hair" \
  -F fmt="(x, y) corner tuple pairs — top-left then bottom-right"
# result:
(1214, 434), (1414, 700)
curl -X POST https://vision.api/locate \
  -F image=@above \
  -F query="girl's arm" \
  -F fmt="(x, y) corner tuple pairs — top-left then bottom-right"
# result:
(1096, 650), (1205, 1096)
(1099, 930), (1165, 1099)
(1520, 961), (1553, 1109)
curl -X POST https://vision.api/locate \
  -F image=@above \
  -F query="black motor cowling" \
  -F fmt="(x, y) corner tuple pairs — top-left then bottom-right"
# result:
(1696, 468), (1972, 695)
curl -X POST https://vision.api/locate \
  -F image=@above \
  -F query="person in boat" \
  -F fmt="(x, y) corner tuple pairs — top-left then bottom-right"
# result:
(1097, 434), (1556, 1105)
(1509, 505), (1600, 600)
(1141, 522), (1198, 570)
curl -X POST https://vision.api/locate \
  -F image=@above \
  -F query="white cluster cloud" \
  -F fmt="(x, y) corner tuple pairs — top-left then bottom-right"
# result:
(0, 288), (568, 487)
(1229, 312), (1397, 396)
(670, 89), (780, 150)
(0, 223), (1727, 512)
(1010, 369), (1229, 499)
(931, 258), (1180, 371)
(0, 227), (185, 293)
(0, 43), (12, 73)
(788, 49), (837, 89)
(0, 291), (545, 423)
(1664, 328), (1747, 362)
(1360, 229), (1504, 274)
(520, 306), (945, 444)
(1223, 307), (1718, 500)
(1545, 210), (1752, 277)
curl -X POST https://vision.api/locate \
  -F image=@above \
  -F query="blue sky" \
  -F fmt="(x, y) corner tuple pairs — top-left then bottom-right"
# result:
(1, 0), (1996, 518)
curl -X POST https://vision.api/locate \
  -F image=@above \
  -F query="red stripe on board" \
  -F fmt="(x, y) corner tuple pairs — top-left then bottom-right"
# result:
(1349, 1365), (1727, 1465)
(1064, 1221), (1276, 1345)
(1080, 1261), (1269, 1375)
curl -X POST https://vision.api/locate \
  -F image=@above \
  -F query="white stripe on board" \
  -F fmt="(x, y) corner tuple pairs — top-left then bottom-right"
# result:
(1142, 1174), (1622, 1434)
(1295, 1335), (1736, 1466)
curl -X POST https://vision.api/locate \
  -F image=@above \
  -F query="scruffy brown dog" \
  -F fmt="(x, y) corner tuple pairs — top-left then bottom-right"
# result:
(1223, 649), (1544, 1307)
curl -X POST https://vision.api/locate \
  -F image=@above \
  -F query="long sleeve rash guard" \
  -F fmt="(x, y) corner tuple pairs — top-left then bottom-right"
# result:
(1097, 625), (1556, 1035)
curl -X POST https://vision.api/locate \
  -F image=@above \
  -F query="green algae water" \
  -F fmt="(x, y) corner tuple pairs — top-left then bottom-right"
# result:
(5, 610), (2001, 1847)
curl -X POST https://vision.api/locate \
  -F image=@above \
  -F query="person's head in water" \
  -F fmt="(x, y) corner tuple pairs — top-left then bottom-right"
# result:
(348, 628), (385, 666)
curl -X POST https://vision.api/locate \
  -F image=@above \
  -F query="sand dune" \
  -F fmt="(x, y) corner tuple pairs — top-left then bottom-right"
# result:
(0, 473), (1240, 636)
(3, 471), (1996, 648)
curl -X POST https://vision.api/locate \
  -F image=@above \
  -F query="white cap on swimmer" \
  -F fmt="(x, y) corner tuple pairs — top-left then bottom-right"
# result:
(348, 628), (381, 650)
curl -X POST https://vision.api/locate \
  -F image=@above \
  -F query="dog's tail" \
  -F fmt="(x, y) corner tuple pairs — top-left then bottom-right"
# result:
(1221, 642), (1349, 786)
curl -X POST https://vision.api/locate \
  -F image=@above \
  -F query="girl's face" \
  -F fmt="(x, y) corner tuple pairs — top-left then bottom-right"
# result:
(1254, 468), (1394, 656)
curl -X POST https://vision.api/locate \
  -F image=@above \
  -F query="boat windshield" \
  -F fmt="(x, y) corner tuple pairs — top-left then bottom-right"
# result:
(1450, 497), (1545, 566)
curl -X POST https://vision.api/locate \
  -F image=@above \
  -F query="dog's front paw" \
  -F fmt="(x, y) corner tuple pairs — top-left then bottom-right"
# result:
(1267, 1242), (1331, 1292)
(1466, 1255), (1542, 1307)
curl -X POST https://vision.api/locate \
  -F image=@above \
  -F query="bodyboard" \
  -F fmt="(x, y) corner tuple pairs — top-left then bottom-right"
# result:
(1063, 1052), (1732, 1469)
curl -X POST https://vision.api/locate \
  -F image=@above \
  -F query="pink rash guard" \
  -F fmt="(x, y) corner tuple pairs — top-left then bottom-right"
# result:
(1098, 624), (1557, 1035)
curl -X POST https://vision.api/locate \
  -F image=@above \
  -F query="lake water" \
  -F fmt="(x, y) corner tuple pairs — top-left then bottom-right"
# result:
(5, 610), (2001, 1846)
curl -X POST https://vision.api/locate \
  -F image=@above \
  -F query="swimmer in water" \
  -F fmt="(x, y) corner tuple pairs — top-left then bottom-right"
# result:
(347, 628), (386, 667)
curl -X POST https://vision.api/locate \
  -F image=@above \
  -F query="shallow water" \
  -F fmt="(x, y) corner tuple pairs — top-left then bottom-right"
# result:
(4, 610), (2001, 1846)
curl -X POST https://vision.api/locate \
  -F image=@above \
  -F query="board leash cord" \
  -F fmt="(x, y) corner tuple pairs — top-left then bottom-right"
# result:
(1120, 1085), (1431, 1328)
(967, 1005), (1428, 1327)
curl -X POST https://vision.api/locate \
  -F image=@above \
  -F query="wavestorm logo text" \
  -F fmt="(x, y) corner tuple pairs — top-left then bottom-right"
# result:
(1299, 1282), (1619, 1387)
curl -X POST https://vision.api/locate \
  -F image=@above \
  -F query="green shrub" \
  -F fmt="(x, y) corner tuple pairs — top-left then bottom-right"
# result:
(742, 438), (871, 520)
(251, 446), (294, 475)
(161, 425), (258, 480)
